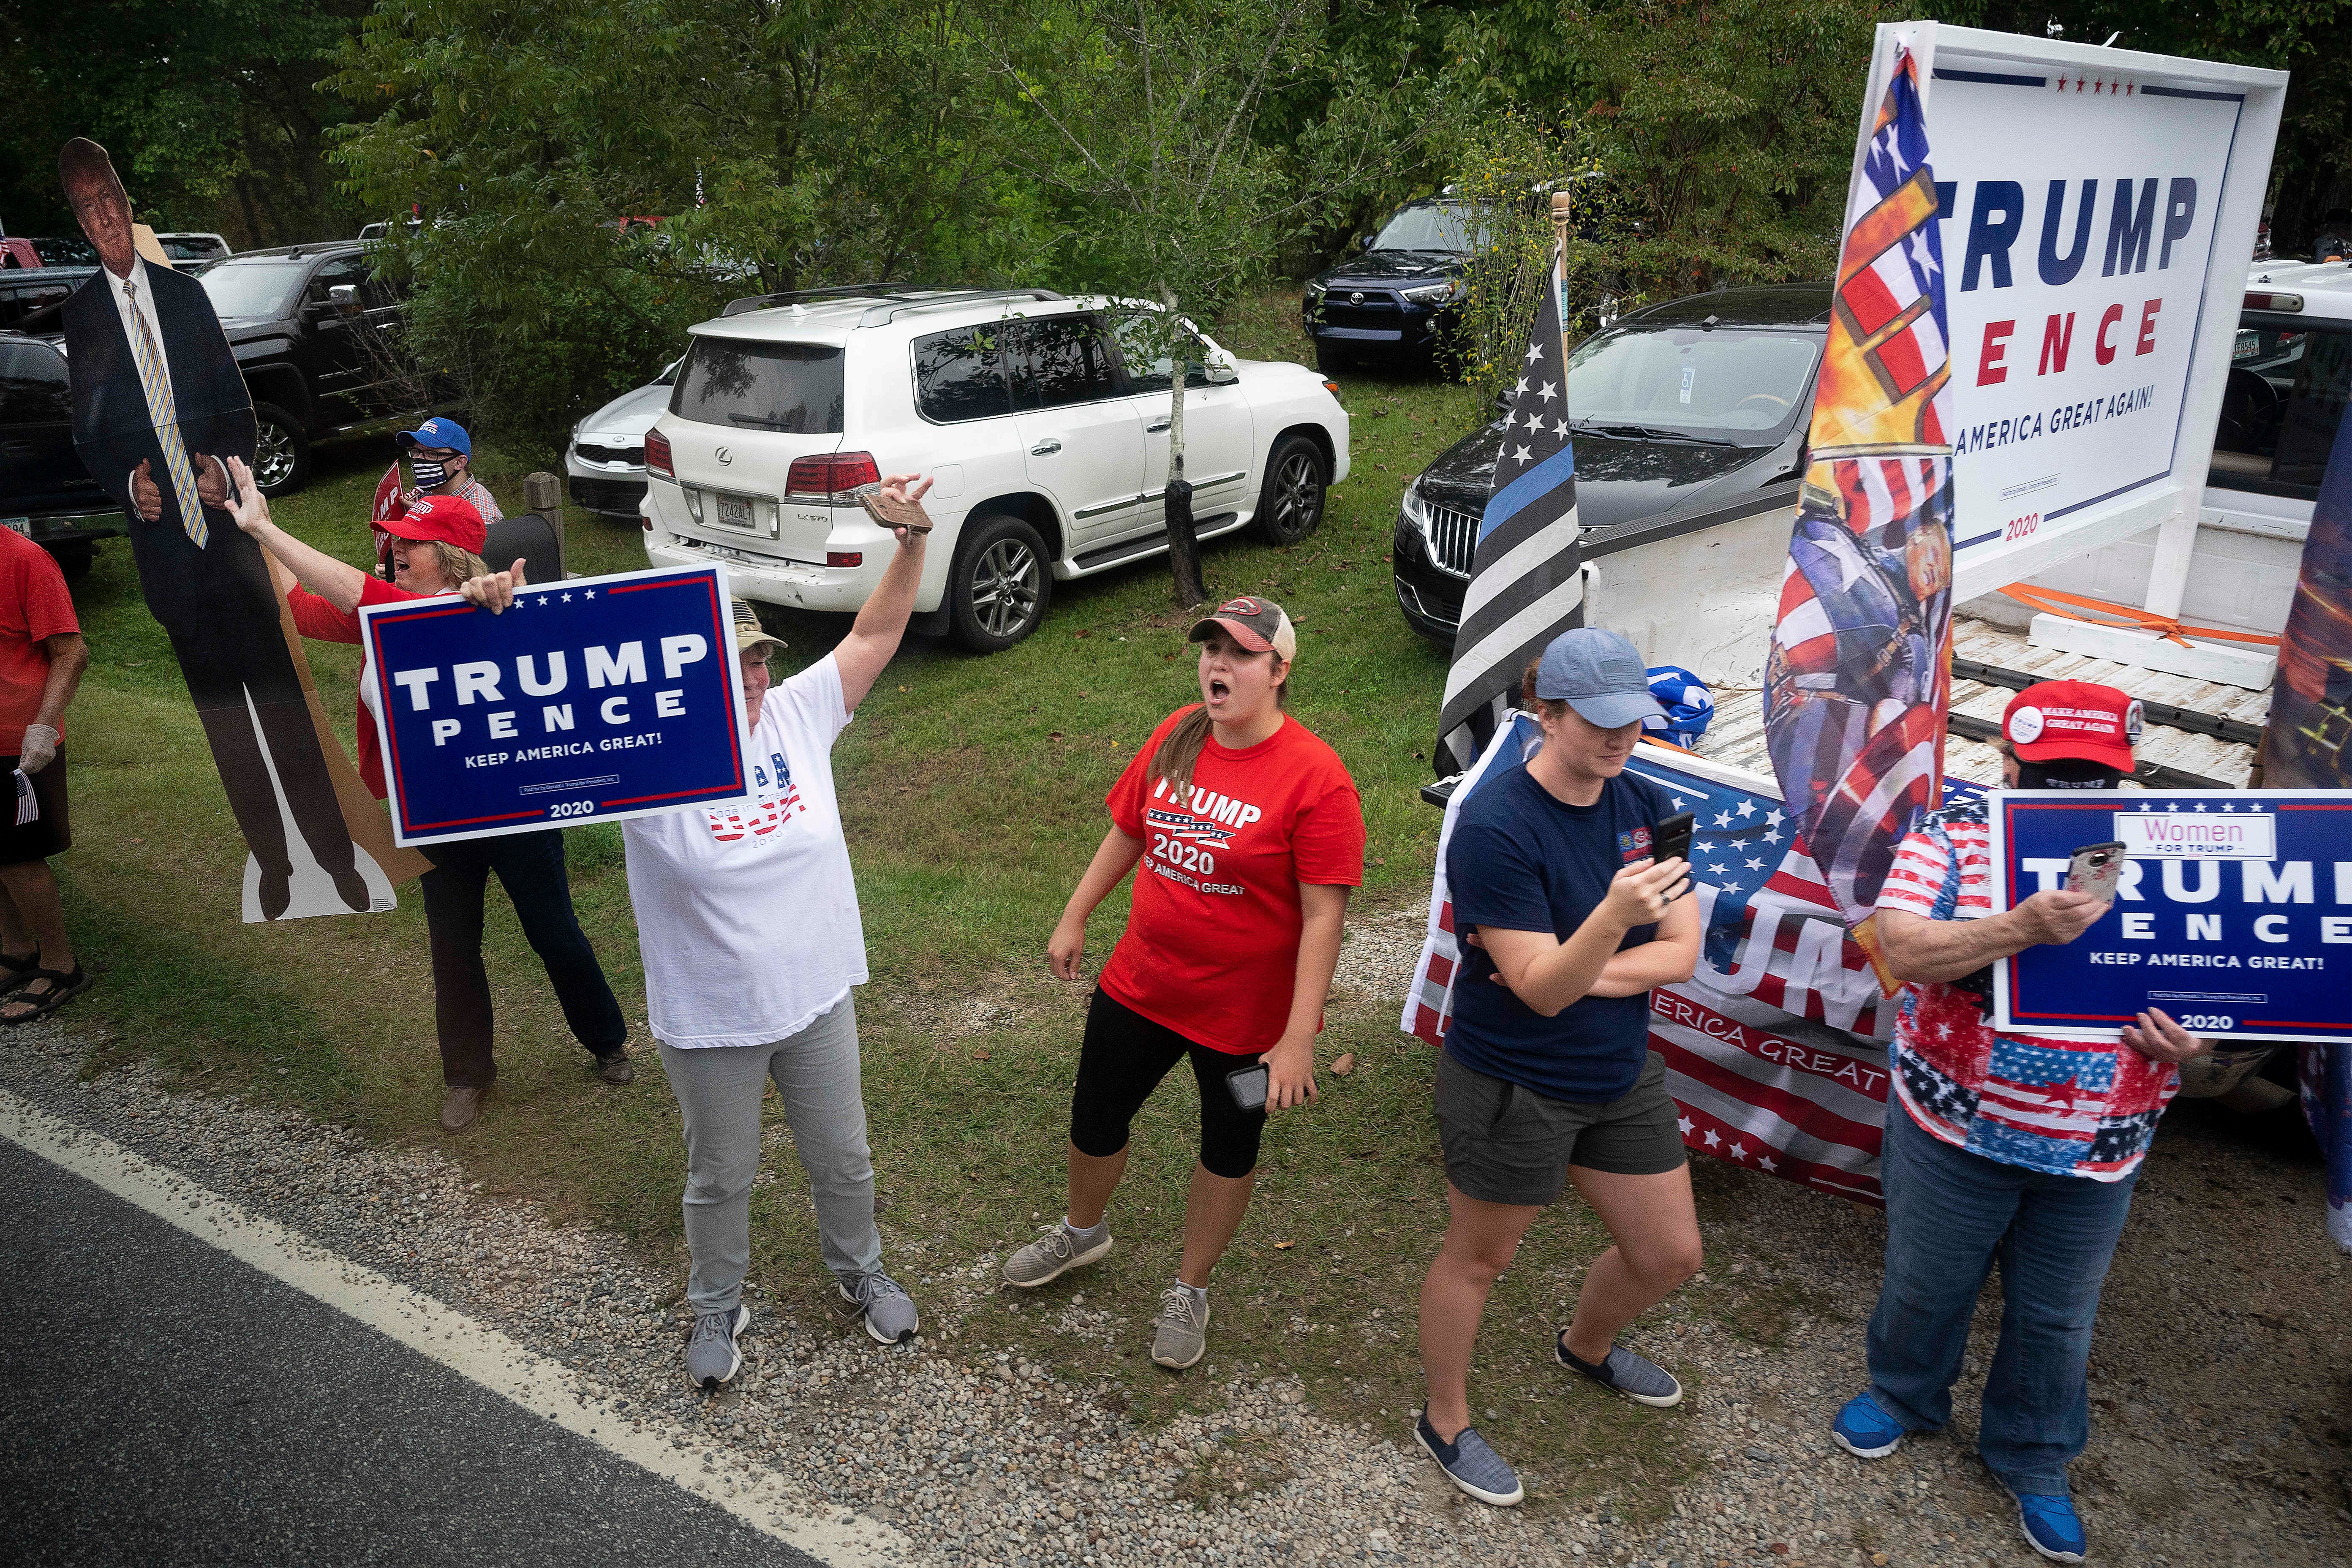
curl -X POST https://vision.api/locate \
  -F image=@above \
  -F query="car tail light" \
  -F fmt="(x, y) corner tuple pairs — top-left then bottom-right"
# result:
(787, 451), (881, 499)
(2244, 290), (2304, 313)
(641, 512), (653, 531)
(645, 427), (675, 479)
(826, 551), (863, 569)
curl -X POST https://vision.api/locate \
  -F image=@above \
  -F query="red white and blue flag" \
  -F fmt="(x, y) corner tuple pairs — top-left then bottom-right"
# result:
(1764, 44), (1957, 990)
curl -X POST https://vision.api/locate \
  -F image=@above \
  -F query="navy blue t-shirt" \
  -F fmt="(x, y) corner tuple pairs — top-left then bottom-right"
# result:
(1443, 764), (1674, 1103)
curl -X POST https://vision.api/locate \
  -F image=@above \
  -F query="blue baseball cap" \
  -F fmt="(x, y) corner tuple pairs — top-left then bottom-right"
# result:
(396, 416), (471, 455)
(1534, 627), (1668, 730)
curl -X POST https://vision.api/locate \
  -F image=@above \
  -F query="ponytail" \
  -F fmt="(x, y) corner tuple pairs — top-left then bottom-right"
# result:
(1151, 666), (1293, 797)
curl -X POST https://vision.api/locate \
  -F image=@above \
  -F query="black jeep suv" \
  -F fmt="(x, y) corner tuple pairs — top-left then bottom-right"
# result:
(195, 242), (425, 496)
(1392, 284), (1831, 645)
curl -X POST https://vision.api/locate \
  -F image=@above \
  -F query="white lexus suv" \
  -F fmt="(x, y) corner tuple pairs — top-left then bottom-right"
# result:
(639, 287), (1350, 650)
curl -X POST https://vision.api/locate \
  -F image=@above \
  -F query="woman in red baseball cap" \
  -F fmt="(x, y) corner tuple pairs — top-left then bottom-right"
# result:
(996, 596), (1366, 1374)
(221, 457), (634, 1133)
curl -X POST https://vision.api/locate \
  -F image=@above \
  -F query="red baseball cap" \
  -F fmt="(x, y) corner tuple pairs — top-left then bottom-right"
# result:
(1187, 596), (1297, 662)
(2001, 680), (2140, 771)
(384, 493), (487, 555)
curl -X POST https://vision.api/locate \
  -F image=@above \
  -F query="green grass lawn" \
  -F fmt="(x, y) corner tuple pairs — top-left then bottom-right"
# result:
(52, 290), (1731, 1514)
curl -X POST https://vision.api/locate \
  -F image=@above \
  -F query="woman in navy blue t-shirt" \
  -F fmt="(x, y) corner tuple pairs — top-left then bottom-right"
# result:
(1413, 629), (1704, 1508)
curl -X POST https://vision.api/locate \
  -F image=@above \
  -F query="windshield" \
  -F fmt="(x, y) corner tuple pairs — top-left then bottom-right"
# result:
(671, 336), (844, 432)
(199, 261), (308, 319)
(1566, 324), (1823, 444)
(1371, 203), (1489, 255)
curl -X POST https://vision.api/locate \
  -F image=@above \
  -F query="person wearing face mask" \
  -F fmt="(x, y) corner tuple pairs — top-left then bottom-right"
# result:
(1001, 597), (1365, 1375)
(395, 417), (503, 525)
(1414, 627), (1701, 1509)
(220, 456), (633, 1133)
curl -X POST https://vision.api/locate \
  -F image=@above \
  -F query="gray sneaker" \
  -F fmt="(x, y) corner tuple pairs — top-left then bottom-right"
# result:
(1416, 1411), (1524, 1506)
(1002, 1223), (1113, 1289)
(686, 1304), (749, 1390)
(1150, 1285), (1208, 1369)
(835, 1270), (919, 1345)
(1557, 1334), (1684, 1407)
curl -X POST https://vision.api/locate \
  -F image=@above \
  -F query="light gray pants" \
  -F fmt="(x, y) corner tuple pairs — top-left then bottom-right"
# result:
(658, 995), (882, 1313)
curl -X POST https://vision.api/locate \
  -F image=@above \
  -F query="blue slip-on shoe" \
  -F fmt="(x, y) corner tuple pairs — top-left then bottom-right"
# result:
(1830, 1391), (1906, 1459)
(2014, 1491), (2087, 1563)
(1414, 1411), (1524, 1506)
(1556, 1334), (1683, 1407)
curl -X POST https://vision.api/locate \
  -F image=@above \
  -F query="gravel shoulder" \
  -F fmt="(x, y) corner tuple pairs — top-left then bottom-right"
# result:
(4, 1008), (2344, 1568)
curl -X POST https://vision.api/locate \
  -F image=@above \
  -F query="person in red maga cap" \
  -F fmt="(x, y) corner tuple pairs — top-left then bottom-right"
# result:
(1829, 679), (2210, 1564)
(220, 463), (632, 1133)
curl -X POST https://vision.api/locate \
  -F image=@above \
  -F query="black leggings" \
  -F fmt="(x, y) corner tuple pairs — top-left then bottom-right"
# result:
(1069, 989), (1267, 1179)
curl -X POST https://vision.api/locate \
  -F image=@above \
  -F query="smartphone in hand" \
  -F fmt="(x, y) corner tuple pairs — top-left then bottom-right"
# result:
(1226, 1063), (1270, 1112)
(2067, 841), (2127, 902)
(1653, 811), (1696, 901)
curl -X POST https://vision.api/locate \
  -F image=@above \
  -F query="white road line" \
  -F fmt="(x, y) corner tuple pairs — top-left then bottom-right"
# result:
(0, 1088), (907, 1568)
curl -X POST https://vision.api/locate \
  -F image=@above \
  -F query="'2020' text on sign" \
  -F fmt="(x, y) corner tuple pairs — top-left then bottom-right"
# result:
(360, 564), (753, 847)
(1990, 790), (2352, 1043)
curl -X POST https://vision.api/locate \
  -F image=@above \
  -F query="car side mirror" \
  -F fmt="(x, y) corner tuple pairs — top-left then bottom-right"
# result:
(1204, 360), (1239, 386)
(1356, 234), (1375, 251)
(327, 284), (362, 315)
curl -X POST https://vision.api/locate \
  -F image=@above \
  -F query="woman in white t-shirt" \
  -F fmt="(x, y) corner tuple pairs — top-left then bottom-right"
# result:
(462, 474), (933, 1390)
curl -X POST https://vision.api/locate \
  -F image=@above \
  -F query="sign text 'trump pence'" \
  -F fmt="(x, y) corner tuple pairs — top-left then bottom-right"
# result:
(360, 564), (752, 847)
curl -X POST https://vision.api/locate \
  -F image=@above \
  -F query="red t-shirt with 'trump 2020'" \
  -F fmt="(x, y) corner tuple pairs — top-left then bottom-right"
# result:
(1098, 706), (1365, 1056)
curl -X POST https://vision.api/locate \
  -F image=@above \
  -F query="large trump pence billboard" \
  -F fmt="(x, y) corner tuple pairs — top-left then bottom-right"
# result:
(1858, 26), (2286, 600)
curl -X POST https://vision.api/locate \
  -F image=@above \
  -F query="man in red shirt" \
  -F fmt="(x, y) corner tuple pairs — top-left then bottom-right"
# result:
(0, 528), (91, 1023)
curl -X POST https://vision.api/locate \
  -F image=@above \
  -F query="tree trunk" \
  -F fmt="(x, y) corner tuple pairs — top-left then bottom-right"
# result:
(1164, 363), (1207, 605)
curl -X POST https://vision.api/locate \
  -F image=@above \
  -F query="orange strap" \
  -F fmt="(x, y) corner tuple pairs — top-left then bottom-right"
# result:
(1997, 584), (2282, 650)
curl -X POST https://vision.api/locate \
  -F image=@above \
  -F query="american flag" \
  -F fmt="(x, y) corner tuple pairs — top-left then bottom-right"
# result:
(1764, 42), (1956, 991)
(1435, 245), (1584, 774)
(1402, 718), (1982, 1206)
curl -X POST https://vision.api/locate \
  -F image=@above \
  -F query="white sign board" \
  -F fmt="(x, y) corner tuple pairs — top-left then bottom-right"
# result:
(1851, 26), (2287, 601)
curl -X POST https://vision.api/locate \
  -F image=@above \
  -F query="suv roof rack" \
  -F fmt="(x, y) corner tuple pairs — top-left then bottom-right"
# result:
(720, 282), (923, 318)
(855, 288), (1065, 327)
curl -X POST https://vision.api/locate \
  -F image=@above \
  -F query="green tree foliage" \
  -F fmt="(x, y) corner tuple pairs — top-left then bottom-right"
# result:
(332, 0), (1053, 450)
(0, 0), (365, 243)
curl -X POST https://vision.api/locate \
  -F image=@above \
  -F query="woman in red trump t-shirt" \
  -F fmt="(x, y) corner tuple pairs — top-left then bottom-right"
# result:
(997, 596), (1364, 1372)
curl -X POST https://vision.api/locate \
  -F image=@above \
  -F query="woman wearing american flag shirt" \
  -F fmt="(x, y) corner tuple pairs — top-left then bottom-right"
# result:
(1831, 679), (2210, 1565)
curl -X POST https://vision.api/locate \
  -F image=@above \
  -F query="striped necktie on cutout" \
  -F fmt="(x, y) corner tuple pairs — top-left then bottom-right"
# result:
(122, 278), (208, 547)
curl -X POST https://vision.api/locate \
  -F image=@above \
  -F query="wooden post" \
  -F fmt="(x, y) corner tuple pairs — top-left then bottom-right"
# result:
(524, 471), (565, 577)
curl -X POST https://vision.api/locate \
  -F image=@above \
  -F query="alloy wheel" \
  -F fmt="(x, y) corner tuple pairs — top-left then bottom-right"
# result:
(253, 422), (299, 490)
(1273, 450), (1323, 535)
(971, 538), (1042, 639)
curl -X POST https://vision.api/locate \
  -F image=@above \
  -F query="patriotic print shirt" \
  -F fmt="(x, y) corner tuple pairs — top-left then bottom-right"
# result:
(1875, 798), (2177, 1181)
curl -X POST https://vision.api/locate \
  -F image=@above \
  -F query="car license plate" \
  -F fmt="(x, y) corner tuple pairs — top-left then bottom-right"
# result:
(716, 493), (756, 530)
(1, 518), (28, 537)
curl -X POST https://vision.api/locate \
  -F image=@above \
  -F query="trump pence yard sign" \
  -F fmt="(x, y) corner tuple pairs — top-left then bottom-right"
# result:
(360, 564), (752, 847)
(1990, 790), (2352, 1045)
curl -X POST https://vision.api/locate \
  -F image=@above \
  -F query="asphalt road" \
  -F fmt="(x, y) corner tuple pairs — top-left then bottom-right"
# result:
(0, 1138), (824, 1568)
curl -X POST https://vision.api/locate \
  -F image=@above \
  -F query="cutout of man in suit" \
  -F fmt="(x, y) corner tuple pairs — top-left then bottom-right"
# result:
(58, 137), (368, 918)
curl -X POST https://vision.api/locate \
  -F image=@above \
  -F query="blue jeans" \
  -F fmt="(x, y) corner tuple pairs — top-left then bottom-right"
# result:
(1865, 1104), (2140, 1496)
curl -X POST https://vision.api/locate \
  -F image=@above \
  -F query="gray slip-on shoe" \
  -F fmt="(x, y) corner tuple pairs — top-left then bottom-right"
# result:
(686, 1305), (750, 1390)
(1415, 1412), (1524, 1506)
(1002, 1223), (1113, 1289)
(1557, 1335), (1683, 1407)
(835, 1270), (920, 1345)
(1150, 1285), (1208, 1369)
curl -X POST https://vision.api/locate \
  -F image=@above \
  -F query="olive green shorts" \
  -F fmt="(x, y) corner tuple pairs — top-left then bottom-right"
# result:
(1436, 1049), (1687, 1206)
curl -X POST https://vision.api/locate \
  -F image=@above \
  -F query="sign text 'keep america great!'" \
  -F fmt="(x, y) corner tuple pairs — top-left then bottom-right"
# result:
(360, 564), (753, 847)
(1990, 790), (2352, 1045)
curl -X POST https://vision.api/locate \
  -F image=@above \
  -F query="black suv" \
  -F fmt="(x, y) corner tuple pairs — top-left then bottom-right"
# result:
(1302, 199), (1487, 374)
(0, 331), (125, 578)
(195, 242), (426, 496)
(1392, 284), (1831, 645)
